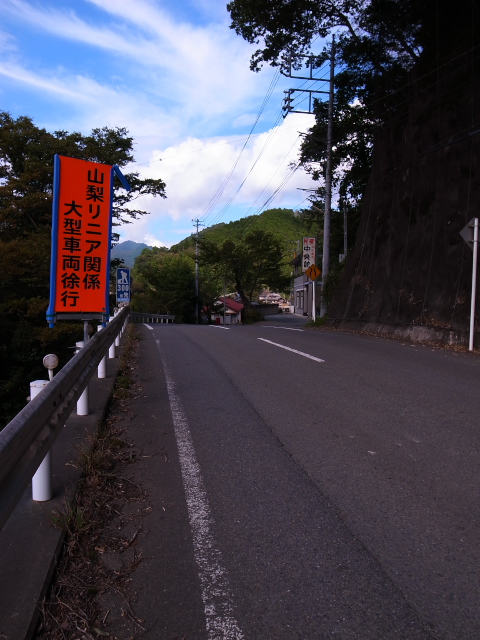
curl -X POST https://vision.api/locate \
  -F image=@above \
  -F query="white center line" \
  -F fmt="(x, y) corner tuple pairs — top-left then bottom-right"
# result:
(209, 325), (230, 330)
(155, 339), (244, 640)
(258, 338), (325, 362)
(262, 326), (304, 332)
(143, 324), (154, 330)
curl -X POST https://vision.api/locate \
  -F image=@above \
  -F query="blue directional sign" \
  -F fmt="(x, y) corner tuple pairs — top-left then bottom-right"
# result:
(116, 267), (131, 303)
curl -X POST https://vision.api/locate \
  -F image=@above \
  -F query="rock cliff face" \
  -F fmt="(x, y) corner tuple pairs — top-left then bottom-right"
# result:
(329, 7), (480, 333)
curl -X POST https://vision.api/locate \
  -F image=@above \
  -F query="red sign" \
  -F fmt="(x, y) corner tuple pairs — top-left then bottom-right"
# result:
(302, 237), (316, 272)
(48, 156), (113, 322)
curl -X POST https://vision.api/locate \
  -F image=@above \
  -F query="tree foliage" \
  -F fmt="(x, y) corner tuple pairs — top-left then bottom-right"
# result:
(0, 113), (166, 424)
(0, 112), (166, 240)
(227, 0), (426, 85)
(200, 229), (290, 309)
(174, 208), (315, 274)
(227, 0), (433, 251)
(132, 248), (196, 323)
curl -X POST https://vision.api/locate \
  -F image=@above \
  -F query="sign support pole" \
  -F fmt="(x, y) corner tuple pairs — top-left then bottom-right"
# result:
(312, 280), (316, 322)
(469, 217), (478, 351)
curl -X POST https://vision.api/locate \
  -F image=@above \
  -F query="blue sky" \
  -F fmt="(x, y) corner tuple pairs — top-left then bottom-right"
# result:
(1, 0), (320, 247)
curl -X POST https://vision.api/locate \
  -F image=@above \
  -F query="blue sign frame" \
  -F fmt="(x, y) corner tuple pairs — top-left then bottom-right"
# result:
(116, 267), (131, 303)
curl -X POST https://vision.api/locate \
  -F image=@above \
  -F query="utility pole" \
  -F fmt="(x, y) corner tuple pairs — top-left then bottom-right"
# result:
(192, 218), (204, 323)
(320, 36), (335, 317)
(281, 41), (335, 317)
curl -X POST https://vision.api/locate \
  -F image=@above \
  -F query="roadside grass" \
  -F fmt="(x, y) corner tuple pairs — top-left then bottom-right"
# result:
(305, 315), (330, 328)
(36, 324), (149, 639)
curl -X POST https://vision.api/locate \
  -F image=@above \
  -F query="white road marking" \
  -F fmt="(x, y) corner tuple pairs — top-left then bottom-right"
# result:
(143, 324), (154, 330)
(209, 325), (230, 330)
(155, 339), (244, 640)
(258, 338), (325, 362)
(262, 326), (304, 332)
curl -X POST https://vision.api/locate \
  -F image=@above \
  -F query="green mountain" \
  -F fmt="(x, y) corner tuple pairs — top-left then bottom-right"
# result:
(171, 208), (313, 259)
(112, 241), (152, 268)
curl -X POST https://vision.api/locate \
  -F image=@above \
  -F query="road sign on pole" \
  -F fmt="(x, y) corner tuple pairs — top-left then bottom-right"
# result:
(306, 264), (321, 281)
(116, 267), (131, 303)
(46, 155), (131, 327)
(460, 218), (477, 251)
(302, 237), (316, 272)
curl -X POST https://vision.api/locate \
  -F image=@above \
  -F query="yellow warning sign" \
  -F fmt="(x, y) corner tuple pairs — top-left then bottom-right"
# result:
(306, 264), (321, 280)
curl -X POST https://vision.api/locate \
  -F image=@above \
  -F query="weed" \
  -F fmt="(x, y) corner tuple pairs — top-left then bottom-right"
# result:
(116, 375), (131, 389)
(306, 315), (330, 328)
(49, 500), (87, 536)
(113, 387), (132, 400)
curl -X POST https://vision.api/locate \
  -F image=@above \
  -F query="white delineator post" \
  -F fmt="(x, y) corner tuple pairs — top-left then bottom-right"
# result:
(108, 316), (116, 358)
(469, 217), (479, 351)
(97, 325), (107, 378)
(75, 341), (89, 416)
(31, 380), (52, 501)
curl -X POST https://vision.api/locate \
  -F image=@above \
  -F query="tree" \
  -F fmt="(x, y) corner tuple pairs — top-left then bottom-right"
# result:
(229, 3), (480, 329)
(0, 113), (166, 425)
(198, 263), (226, 324)
(200, 229), (290, 312)
(0, 112), (166, 241)
(227, 0), (430, 241)
(133, 248), (196, 323)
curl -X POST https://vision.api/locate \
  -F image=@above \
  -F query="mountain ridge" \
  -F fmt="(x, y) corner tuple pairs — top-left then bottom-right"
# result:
(112, 241), (151, 268)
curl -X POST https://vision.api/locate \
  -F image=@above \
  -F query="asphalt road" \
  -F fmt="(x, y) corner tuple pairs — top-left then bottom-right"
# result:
(136, 316), (480, 639)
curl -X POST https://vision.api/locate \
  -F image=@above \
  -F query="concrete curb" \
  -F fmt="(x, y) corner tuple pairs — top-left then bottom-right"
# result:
(327, 318), (478, 348)
(0, 344), (123, 640)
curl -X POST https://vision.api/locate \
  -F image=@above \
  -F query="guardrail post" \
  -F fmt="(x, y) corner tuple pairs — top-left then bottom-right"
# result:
(30, 380), (52, 501)
(97, 326), (107, 378)
(108, 315), (116, 358)
(75, 342), (89, 416)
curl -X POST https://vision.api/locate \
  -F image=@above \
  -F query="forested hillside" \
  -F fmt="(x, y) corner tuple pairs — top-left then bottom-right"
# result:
(172, 207), (315, 262)
(133, 208), (314, 320)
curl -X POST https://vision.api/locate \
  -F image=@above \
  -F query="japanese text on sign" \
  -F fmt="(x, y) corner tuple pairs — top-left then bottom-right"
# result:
(51, 156), (112, 314)
(302, 237), (316, 272)
(116, 268), (131, 303)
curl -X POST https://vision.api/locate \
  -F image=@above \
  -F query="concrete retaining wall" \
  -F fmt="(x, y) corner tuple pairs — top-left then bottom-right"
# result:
(328, 318), (477, 348)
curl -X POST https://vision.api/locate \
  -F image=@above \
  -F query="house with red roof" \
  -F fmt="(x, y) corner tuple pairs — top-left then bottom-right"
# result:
(211, 296), (243, 325)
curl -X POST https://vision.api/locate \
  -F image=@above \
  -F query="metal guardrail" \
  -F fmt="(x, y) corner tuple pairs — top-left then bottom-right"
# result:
(0, 306), (129, 533)
(130, 312), (175, 323)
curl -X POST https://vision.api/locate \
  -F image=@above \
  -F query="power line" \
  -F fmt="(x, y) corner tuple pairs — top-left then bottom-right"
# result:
(206, 109), (287, 227)
(201, 69), (282, 224)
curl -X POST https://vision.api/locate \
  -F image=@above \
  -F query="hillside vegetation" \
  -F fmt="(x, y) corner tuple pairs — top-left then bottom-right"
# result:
(172, 207), (316, 264)
(133, 208), (315, 321)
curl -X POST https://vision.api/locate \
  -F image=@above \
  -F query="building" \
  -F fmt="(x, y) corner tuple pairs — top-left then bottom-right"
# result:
(211, 297), (243, 325)
(290, 253), (321, 318)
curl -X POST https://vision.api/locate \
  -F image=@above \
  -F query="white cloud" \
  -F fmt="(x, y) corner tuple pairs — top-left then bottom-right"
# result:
(123, 114), (316, 226)
(1, 0), (320, 246)
(0, 29), (17, 53)
(2, 0), (261, 124)
(144, 233), (170, 248)
(232, 114), (258, 128)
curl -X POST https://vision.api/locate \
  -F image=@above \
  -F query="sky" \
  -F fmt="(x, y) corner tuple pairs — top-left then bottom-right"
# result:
(0, 0), (324, 248)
